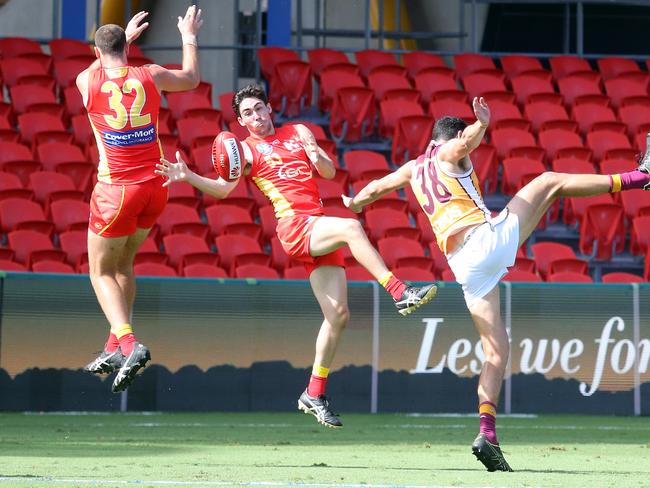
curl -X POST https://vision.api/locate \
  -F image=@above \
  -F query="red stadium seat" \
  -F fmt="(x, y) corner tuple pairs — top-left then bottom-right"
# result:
(175, 117), (220, 150)
(53, 58), (90, 88)
(490, 128), (537, 160)
(538, 128), (582, 162)
(36, 142), (87, 170)
(548, 258), (589, 276)
(0, 259), (28, 271)
(502, 270), (542, 282)
(49, 199), (89, 233)
(376, 236), (425, 269)
(547, 271), (593, 283)
(134, 262), (178, 277)
(235, 263), (280, 279)
(9, 85), (57, 115)
(307, 48), (350, 81)
(283, 265), (310, 280)
(364, 208), (412, 242)
(166, 91), (212, 121)
(48, 39), (92, 60)
(586, 130), (632, 162)
(428, 99), (474, 124)
(0, 37), (42, 58)
(579, 203), (625, 260)
(354, 49), (399, 80)
(549, 55), (593, 80)
(214, 234), (267, 274)
(257, 46), (300, 83)
(217, 91), (237, 125)
(602, 272), (644, 283)
(571, 103), (620, 135)
(343, 150), (390, 182)
(462, 72), (507, 101)
(28, 171), (82, 207)
(182, 108), (223, 132)
(413, 71), (459, 109)
(162, 234), (217, 270)
(620, 189), (650, 222)
(557, 74), (604, 109)
(0, 197), (53, 235)
(0, 171), (32, 200)
(604, 76), (649, 110)
(530, 241), (577, 279)
(598, 158), (637, 175)
(32, 260), (76, 274)
(367, 71), (411, 103)
(470, 144), (498, 193)
(500, 157), (545, 195)
(453, 53), (496, 79)
(597, 57), (641, 81)
(391, 115), (434, 165)
(62, 85), (85, 118)
(7, 229), (64, 266)
(630, 215), (650, 256)
(269, 60), (312, 117)
(510, 74), (556, 107)
(0, 58), (51, 89)
(204, 204), (254, 238)
(488, 100), (527, 129)
(318, 69), (365, 113)
(378, 99), (424, 139)
(403, 51), (446, 80)
(59, 229), (88, 266)
(564, 193), (613, 227)
(17, 113), (68, 146)
(618, 103), (650, 139)
(524, 101), (572, 134)
(0, 141), (33, 165)
(182, 263), (228, 278)
(329, 87), (375, 143)
(157, 203), (208, 239)
(511, 257), (536, 273)
(500, 55), (544, 80)
(71, 114), (93, 146)
(167, 181), (200, 210)
(393, 266), (436, 282)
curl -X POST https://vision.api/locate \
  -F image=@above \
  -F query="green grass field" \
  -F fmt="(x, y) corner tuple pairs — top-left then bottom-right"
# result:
(0, 412), (648, 488)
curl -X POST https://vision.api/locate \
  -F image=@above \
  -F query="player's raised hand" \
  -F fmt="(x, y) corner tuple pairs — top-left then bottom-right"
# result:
(178, 4), (203, 38)
(155, 152), (189, 187)
(473, 97), (490, 128)
(125, 11), (149, 44)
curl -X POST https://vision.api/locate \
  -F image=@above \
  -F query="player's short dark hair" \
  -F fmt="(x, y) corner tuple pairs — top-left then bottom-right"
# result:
(232, 83), (268, 117)
(432, 116), (467, 142)
(95, 24), (127, 57)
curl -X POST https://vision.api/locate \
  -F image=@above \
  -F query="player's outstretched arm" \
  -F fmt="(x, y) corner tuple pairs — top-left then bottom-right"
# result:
(148, 4), (203, 92)
(342, 161), (415, 213)
(437, 96), (490, 164)
(294, 124), (335, 179)
(155, 151), (238, 199)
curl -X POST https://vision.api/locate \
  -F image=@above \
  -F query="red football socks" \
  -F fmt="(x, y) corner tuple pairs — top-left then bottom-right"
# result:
(379, 272), (407, 300)
(115, 324), (136, 356)
(104, 333), (119, 353)
(307, 365), (329, 397)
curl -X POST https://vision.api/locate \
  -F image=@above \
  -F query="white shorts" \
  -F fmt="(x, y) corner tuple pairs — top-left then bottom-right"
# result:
(447, 209), (520, 308)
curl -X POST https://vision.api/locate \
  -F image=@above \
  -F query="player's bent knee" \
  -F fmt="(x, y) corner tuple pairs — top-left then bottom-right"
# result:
(343, 219), (365, 240)
(326, 305), (350, 329)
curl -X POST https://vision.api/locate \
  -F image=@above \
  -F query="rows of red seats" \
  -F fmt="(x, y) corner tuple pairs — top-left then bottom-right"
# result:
(1, 37), (648, 281)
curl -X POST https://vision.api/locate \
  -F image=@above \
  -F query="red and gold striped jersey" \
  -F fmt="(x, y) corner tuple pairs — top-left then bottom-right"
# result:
(410, 142), (490, 255)
(245, 125), (323, 219)
(86, 66), (162, 184)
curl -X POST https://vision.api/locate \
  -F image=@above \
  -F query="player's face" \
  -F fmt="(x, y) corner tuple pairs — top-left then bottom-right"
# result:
(238, 97), (274, 137)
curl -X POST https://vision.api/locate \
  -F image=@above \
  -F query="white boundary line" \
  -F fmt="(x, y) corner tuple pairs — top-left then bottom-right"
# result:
(0, 477), (485, 488)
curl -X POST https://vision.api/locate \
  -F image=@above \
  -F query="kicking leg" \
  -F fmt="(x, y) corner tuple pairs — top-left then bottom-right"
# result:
(467, 285), (513, 472)
(309, 216), (437, 315)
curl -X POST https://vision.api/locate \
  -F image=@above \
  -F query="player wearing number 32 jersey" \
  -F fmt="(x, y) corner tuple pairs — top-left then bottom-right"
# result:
(76, 6), (203, 394)
(345, 96), (650, 472)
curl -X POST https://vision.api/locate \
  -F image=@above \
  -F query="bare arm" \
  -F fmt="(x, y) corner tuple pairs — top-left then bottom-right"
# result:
(76, 10), (151, 104)
(437, 97), (490, 164)
(343, 160), (415, 213)
(155, 151), (238, 199)
(148, 5), (203, 92)
(294, 124), (336, 180)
